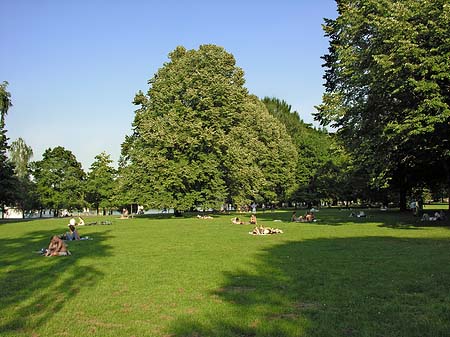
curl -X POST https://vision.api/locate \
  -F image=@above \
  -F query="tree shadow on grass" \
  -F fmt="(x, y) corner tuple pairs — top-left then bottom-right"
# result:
(168, 236), (450, 337)
(0, 227), (113, 336)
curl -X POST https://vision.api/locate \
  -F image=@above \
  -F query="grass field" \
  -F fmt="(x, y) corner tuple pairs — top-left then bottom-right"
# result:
(1, 208), (450, 337)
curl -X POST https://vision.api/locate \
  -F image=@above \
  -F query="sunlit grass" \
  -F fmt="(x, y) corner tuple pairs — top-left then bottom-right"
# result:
(1, 209), (449, 336)
(423, 203), (449, 210)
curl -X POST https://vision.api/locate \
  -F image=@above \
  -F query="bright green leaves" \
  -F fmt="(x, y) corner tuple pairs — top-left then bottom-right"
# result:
(85, 152), (117, 213)
(33, 146), (86, 212)
(317, 0), (450, 200)
(120, 45), (297, 210)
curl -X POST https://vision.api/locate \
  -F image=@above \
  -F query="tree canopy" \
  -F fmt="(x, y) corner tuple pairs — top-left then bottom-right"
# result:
(85, 152), (117, 215)
(0, 81), (17, 218)
(120, 45), (297, 210)
(9, 138), (36, 218)
(33, 146), (86, 215)
(315, 0), (450, 209)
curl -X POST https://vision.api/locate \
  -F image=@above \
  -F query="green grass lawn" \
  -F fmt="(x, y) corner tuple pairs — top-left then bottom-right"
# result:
(1, 209), (450, 337)
(424, 203), (449, 211)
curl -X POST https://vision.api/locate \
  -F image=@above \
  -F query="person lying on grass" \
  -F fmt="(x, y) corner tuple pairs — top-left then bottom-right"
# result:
(231, 217), (245, 224)
(197, 214), (213, 219)
(250, 225), (283, 235)
(45, 235), (71, 256)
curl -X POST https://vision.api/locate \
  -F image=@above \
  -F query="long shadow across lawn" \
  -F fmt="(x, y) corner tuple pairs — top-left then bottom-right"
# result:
(0, 227), (113, 336)
(168, 236), (450, 337)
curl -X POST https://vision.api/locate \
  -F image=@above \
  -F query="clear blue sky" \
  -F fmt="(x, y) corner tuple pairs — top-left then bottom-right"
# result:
(1, 0), (337, 170)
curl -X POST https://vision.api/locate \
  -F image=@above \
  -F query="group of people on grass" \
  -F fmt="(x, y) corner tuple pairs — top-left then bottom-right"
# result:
(250, 225), (283, 235)
(231, 214), (258, 225)
(231, 214), (283, 235)
(291, 211), (316, 222)
(41, 217), (88, 257)
(349, 211), (366, 218)
(421, 211), (446, 221)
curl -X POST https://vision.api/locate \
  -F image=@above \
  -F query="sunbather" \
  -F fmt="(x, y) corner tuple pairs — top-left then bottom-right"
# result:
(45, 235), (71, 256)
(305, 212), (315, 222)
(250, 225), (283, 235)
(197, 214), (213, 219)
(231, 217), (244, 224)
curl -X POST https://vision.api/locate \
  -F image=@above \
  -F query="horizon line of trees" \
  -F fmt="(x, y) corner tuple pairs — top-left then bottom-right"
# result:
(2, 81), (409, 219)
(1, 35), (449, 217)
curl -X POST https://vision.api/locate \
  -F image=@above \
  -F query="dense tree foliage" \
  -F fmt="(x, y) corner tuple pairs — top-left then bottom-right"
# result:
(33, 146), (86, 215)
(0, 81), (17, 218)
(315, 0), (450, 209)
(9, 138), (33, 179)
(262, 97), (350, 204)
(120, 45), (297, 210)
(226, 96), (297, 206)
(9, 138), (36, 218)
(85, 152), (117, 215)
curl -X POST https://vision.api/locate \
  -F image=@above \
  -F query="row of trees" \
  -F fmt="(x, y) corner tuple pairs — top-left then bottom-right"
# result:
(118, 45), (352, 212)
(0, 85), (118, 219)
(5, 145), (117, 218)
(118, 44), (423, 211)
(1, 49), (362, 218)
(2, 15), (448, 215)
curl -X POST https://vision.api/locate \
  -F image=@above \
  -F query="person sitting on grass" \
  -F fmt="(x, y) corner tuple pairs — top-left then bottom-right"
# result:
(249, 214), (257, 225)
(66, 224), (80, 240)
(45, 235), (71, 256)
(305, 212), (315, 222)
(357, 211), (366, 218)
(67, 217), (77, 227)
(121, 208), (129, 219)
(292, 211), (305, 222)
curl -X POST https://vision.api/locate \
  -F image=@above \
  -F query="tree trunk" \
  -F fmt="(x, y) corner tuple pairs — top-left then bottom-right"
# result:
(399, 187), (407, 211)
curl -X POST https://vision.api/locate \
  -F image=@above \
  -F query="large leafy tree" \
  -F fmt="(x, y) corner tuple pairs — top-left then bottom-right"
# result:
(9, 137), (33, 179)
(225, 96), (298, 206)
(315, 0), (450, 210)
(9, 138), (37, 218)
(33, 146), (86, 215)
(0, 81), (17, 218)
(85, 152), (117, 215)
(120, 45), (297, 210)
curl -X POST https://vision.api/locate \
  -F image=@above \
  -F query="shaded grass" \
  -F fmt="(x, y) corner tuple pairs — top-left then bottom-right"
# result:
(1, 210), (450, 336)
